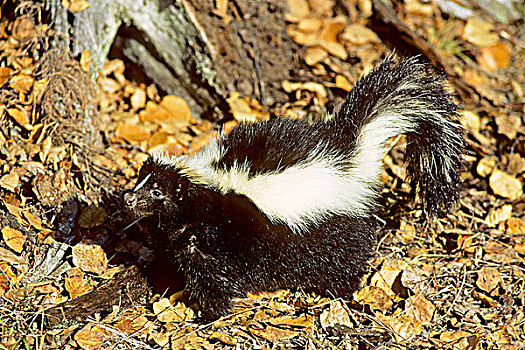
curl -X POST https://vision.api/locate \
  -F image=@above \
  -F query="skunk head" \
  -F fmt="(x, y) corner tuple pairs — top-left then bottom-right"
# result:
(123, 157), (190, 223)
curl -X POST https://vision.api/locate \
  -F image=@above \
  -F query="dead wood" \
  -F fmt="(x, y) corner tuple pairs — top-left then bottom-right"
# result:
(45, 265), (150, 327)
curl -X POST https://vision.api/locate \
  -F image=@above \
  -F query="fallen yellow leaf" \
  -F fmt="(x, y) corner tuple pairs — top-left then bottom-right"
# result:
(440, 330), (467, 341)
(478, 42), (511, 71)
(153, 298), (179, 322)
(269, 315), (314, 329)
(404, 295), (436, 325)
(103, 59), (125, 76)
(227, 92), (268, 123)
(62, 0), (90, 13)
(160, 95), (191, 122)
(319, 300), (352, 330)
(476, 156), (497, 177)
(72, 240), (108, 275)
(130, 87), (147, 110)
(64, 267), (92, 298)
(7, 108), (31, 130)
(80, 49), (92, 72)
(342, 23), (380, 46)
(286, 25), (318, 46)
(318, 40), (347, 60)
(304, 47), (328, 65)
(209, 332), (237, 346)
(22, 210), (43, 230)
(476, 266), (504, 295)
(36, 229), (55, 245)
(285, 0), (310, 21)
(297, 18), (323, 33)
(335, 74), (351, 91)
(397, 220), (417, 243)
(12, 16), (35, 42)
(10, 74), (34, 93)
(0, 171), (19, 192)
(1, 227), (25, 254)
(116, 123), (151, 143)
(507, 217), (525, 234)
(318, 16), (346, 43)
(377, 313), (422, 342)
(354, 285), (393, 311)
(495, 113), (522, 139)
(74, 325), (107, 350)
(489, 169), (523, 200)
(485, 204), (512, 227)
(462, 18), (498, 47)
(370, 259), (408, 300)
(3, 203), (27, 227)
(0, 67), (13, 87)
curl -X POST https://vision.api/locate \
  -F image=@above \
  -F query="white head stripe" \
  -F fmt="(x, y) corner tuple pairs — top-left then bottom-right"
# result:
(134, 173), (152, 192)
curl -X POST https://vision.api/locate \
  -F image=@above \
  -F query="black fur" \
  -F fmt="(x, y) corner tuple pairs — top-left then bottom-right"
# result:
(337, 58), (464, 215)
(124, 57), (464, 319)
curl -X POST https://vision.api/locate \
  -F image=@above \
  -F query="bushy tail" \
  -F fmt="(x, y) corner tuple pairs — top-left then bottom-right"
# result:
(336, 56), (464, 216)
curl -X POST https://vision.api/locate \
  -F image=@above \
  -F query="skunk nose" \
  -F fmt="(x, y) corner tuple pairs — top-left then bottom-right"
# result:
(123, 192), (137, 208)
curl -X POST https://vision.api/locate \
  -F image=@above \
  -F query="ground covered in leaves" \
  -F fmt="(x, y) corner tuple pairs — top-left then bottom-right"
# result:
(1, 0), (524, 349)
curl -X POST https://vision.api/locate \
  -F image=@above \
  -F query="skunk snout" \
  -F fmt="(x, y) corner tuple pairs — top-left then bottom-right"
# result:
(123, 191), (137, 208)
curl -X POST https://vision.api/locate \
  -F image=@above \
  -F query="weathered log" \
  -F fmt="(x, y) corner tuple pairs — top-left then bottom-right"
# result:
(45, 265), (150, 327)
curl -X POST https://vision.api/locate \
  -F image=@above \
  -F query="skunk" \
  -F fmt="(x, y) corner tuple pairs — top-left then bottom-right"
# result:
(123, 57), (464, 319)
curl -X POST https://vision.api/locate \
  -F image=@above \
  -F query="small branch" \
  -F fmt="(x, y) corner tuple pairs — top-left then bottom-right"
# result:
(45, 266), (150, 327)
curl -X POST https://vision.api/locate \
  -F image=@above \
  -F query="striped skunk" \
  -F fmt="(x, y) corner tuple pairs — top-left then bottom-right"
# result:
(123, 57), (464, 320)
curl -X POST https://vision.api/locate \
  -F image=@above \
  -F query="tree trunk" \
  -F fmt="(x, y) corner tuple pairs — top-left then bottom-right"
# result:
(46, 0), (305, 119)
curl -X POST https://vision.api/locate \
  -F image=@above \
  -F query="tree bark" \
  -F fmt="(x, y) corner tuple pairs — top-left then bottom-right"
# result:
(46, 0), (304, 118)
(45, 266), (150, 327)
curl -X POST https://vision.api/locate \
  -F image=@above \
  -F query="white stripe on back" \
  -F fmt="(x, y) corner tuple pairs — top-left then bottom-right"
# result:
(151, 111), (417, 234)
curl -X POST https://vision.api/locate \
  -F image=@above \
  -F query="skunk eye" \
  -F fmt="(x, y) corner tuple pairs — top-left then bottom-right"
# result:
(151, 189), (163, 198)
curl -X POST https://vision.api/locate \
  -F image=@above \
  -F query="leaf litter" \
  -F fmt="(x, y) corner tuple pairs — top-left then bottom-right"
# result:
(0, 0), (524, 349)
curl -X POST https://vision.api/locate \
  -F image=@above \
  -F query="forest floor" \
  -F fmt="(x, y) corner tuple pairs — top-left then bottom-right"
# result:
(0, 0), (524, 349)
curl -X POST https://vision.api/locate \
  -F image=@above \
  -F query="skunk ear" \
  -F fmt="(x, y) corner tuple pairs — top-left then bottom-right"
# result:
(136, 158), (154, 176)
